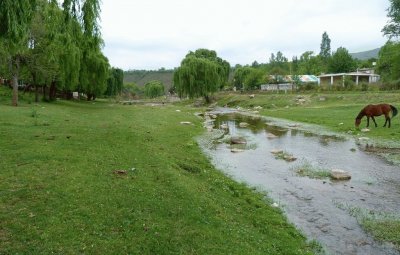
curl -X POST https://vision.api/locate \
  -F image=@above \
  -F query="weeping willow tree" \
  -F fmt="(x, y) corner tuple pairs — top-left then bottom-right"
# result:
(105, 67), (124, 96)
(174, 49), (230, 102)
(0, 0), (37, 106)
(79, 51), (109, 100)
(60, 0), (110, 100)
(144, 80), (165, 98)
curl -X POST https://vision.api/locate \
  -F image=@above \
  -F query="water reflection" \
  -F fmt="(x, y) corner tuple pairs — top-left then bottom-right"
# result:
(202, 112), (400, 255)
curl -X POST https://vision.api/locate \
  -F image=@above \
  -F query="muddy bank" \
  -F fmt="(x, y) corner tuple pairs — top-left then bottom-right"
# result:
(198, 108), (400, 255)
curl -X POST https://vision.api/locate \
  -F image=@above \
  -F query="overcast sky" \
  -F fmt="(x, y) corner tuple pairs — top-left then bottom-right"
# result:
(100, 0), (390, 70)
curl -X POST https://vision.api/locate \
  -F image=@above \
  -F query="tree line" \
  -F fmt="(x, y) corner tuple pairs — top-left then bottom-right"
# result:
(173, 0), (400, 100)
(0, 0), (123, 106)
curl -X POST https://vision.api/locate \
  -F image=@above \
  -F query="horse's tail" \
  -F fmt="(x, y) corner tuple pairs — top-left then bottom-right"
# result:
(390, 105), (398, 118)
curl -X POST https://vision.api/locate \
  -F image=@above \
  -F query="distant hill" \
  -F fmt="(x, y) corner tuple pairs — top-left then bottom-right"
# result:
(124, 69), (174, 89)
(350, 48), (380, 60)
(123, 48), (381, 85)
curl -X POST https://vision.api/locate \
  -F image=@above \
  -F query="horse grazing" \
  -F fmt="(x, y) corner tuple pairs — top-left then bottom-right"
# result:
(355, 104), (398, 128)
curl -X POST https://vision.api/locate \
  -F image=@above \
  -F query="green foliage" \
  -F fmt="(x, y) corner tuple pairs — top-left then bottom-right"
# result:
(269, 51), (289, 72)
(376, 41), (400, 82)
(0, 0), (36, 45)
(123, 82), (143, 97)
(233, 67), (264, 90)
(123, 69), (174, 91)
(174, 49), (230, 102)
(0, 0), (37, 106)
(105, 68), (124, 96)
(0, 0), (113, 103)
(233, 66), (252, 89)
(244, 68), (265, 90)
(297, 51), (324, 75)
(319, 31), (331, 59)
(79, 50), (110, 100)
(269, 67), (287, 84)
(328, 47), (356, 73)
(382, 0), (400, 38)
(144, 80), (165, 98)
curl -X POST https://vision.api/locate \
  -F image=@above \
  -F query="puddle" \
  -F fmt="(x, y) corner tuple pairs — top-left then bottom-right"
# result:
(199, 109), (400, 255)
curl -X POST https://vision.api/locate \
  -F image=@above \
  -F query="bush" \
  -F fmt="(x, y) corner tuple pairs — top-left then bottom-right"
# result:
(344, 77), (355, 91)
(360, 82), (369, 91)
(380, 79), (400, 90)
(144, 80), (165, 98)
(297, 82), (318, 92)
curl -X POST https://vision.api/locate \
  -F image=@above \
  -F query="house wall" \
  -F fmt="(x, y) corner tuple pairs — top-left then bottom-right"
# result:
(320, 76), (343, 86)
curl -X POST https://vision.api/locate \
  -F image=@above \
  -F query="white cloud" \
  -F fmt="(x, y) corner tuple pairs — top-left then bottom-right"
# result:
(100, 0), (391, 70)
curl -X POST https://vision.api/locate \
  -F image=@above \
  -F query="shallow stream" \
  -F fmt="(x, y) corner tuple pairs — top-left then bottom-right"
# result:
(199, 109), (400, 255)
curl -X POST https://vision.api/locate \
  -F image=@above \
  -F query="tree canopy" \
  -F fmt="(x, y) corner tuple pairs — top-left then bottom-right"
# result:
(382, 0), (400, 38)
(319, 32), (331, 59)
(0, 0), (37, 106)
(0, 0), (121, 104)
(328, 47), (356, 73)
(174, 49), (230, 102)
(144, 80), (165, 98)
(376, 41), (400, 81)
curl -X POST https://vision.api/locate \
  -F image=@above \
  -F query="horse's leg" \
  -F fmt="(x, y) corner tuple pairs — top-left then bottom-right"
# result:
(383, 113), (390, 128)
(386, 116), (391, 128)
(371, 116), (377, 127)
(366, 117), (370, 127)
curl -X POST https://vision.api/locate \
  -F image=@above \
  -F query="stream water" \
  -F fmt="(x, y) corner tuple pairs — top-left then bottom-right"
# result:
(199, 109), (400, 255)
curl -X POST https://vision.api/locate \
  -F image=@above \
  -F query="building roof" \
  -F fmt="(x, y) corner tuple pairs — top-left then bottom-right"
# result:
(269, 75), (319, 83)
(318, 72), (380, 78)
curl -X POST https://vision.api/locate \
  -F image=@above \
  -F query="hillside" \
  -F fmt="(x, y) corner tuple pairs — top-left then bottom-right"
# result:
(124, 69), (174, 89)
(350, 48), (380, 60)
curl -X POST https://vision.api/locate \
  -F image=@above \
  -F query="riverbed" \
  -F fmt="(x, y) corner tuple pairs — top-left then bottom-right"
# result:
(199, 109), (400, 255)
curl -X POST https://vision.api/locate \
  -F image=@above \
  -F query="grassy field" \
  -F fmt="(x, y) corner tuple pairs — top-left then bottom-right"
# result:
(0, 88), (315, 254)
(215, 91), (400, 143)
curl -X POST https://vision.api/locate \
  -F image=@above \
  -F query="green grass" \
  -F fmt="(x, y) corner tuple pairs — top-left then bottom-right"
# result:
(292, 161), (331, 180)
(0, 88), (314, 254)
(363, 219), (400, 249)
(334, 202), (400, 250)
(216, 91), (400, 143)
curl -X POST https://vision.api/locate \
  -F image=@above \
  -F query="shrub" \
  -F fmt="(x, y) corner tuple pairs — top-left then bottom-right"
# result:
(144, 80), (165, 98)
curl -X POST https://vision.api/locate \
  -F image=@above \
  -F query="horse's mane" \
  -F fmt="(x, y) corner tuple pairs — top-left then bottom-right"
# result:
(355, 110), (365, 120)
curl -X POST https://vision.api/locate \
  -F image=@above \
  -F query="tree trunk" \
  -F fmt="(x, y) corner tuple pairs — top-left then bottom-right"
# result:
(12, 75), (18, 106)
(11, 57), (20, 107)
(42, 85), (48, 102)
(49, 81), (57, 101)
(204, 95), (211, 104)
(35, 85), (39, 103)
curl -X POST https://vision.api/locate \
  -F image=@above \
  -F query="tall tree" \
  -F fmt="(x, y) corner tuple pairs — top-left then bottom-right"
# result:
(376, 41), (400, 81)
(382, 0), (400, 38)
(27, 0), (67, 102)
(0, 0), (37, 106)
(233, 67), (252, 90)
(328, 47), (356, 73)
(174, 49), (230, 102)
(268, 51), (289, 73)
(319, 32), (331, 59)
(105, 68), (124, 96)
(297, 51), (324, 75)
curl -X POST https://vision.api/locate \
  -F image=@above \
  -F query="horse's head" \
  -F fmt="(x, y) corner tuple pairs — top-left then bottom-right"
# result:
(355, 118), (361, 128)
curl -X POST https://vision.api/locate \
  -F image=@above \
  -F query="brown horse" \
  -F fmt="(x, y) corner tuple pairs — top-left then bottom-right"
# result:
(355, 104), (398, 128)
